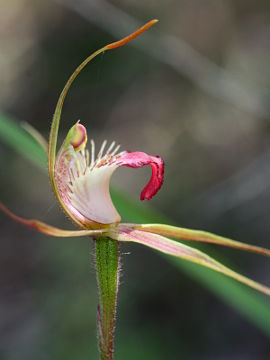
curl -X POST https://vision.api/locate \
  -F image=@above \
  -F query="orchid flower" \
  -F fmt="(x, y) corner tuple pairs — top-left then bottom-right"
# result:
(2, 20), (270, 360)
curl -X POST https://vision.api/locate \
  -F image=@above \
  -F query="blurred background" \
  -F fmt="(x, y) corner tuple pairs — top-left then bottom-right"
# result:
(1, 0), (270, 359)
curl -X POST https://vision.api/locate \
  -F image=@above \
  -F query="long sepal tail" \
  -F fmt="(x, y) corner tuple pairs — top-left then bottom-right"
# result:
(110, 226), (270, 297)
(48, 19), (158, 226)
(0, 202), (106, 238)
(132, 224), (270, 257)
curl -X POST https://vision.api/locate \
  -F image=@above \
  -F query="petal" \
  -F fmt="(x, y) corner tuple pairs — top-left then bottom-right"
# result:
(117, 151), (164, 200)
(110, 226), (270, 297)
(47, 20), (158, 227)
(0, 202), (106, 237)
(133, 223), (270, 257)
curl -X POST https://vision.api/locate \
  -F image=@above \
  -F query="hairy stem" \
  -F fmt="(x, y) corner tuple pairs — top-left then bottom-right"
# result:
(95, 237), (121, 360)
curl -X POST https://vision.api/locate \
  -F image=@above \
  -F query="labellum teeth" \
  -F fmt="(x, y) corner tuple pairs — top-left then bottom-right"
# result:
(55, 134), (164, 225)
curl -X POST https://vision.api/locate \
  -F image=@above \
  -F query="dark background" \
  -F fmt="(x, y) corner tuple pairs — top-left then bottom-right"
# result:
(1, 0), (270, 359)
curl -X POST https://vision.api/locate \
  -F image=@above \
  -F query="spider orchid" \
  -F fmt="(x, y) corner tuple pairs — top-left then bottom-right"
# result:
(2, 20), (270, 360)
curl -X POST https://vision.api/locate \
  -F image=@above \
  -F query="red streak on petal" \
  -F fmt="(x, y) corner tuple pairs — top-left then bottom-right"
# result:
(117, 151), (164, 201)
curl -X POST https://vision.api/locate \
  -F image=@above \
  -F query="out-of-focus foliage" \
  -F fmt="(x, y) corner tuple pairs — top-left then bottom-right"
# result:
(1, 1), (270, 359)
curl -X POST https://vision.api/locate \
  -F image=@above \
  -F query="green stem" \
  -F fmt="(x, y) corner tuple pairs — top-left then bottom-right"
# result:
(95, 237), (121, 360)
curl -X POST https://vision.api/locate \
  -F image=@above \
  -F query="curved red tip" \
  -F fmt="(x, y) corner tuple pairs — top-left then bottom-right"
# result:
(117, 151), (164, 200)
